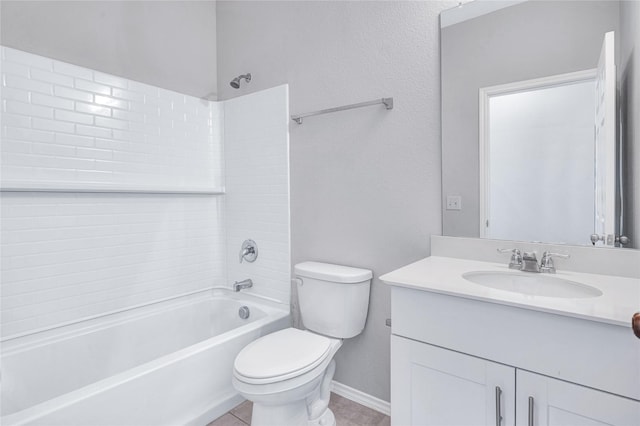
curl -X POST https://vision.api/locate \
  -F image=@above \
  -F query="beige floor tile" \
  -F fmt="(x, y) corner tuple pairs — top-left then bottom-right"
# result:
(219, 393), (390, 426)
(206, 413), (247, 426)
(329, 393), (388, 426)
(376, 414), (391, 426)
(230, 399), (253, 424)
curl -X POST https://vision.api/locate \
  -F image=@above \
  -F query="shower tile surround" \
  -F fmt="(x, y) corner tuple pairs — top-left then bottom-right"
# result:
(0, 46), (290, 338)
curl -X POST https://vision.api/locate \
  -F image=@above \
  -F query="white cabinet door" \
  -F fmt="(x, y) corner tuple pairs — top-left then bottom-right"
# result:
(391, 335), (515, 426)
(516, 370), (640, 426)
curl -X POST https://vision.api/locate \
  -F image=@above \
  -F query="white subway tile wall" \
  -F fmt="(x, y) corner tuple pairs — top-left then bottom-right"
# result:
(1, 46), (222, 190)
(1, 193), (225, 337)
(223, 86), (291, 303)
(0, 47), (290, 338)
(0, 47), (226, 338)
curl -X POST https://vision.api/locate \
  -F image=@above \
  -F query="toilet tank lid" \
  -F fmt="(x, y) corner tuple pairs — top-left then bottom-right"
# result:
(294, 261), (372, 283)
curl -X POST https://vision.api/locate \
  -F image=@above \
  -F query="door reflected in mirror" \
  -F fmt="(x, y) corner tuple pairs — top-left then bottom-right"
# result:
(480, 74), (596, 245)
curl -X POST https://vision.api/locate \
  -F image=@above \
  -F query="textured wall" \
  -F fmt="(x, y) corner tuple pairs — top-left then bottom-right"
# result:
(217, 1), (454, 401)
(0, 1), (217, 99)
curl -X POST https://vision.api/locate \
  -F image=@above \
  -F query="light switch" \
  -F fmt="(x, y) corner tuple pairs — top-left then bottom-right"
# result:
(446, 195), (462, 210)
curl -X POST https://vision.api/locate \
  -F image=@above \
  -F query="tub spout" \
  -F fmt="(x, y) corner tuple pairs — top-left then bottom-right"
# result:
(233, 279), (253, 292)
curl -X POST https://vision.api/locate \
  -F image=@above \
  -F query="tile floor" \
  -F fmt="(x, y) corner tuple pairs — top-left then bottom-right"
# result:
(208, 393), (390, 426)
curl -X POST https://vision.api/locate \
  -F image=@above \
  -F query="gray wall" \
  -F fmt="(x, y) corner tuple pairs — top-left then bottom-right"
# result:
(620, 1), (640, 248)
(441, 1), (620, 238)
(217, 1), (453, 401)
(0, 1), (217, 98)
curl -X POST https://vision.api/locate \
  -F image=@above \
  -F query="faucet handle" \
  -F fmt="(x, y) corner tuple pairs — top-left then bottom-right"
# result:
(497, 248), (522, 270)
(541, 251), (570, 260)
(540, 251), (570, 273)
(239, 239), (258, 263)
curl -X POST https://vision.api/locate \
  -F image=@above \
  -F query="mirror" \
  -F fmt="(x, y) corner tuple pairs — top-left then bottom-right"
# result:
(440, 0), (636, 248)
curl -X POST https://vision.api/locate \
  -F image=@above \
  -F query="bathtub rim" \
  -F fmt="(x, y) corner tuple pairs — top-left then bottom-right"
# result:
(1, 289), (290, 424)
(2, 287), (287, 354)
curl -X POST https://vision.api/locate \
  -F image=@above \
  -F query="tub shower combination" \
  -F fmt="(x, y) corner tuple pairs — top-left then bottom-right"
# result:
(2, 291), (289, 425)
(1, 47), (291, 425)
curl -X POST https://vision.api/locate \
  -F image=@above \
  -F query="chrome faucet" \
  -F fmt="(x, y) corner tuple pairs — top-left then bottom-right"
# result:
(539, 251), (570, 274)
(233, 279), (253, 292)
(498, 249), (570, 273)
(497, 248), (523, 270)
(521, 252), (540, 273)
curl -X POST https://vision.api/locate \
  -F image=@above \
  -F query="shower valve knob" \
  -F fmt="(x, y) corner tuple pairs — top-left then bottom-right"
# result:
(239, 239), (258, 263)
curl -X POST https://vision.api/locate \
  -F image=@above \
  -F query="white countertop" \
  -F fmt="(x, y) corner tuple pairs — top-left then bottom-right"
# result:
(380, 256), (640, 328)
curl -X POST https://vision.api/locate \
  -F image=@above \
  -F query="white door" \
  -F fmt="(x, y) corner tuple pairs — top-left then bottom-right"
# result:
(593, 31), (617, 246)
(516, 370), (640, 426)
(391, 335), (515, 426)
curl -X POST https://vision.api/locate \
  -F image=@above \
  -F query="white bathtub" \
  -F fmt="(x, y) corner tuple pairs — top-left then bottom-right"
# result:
(0, 289), (290, 425)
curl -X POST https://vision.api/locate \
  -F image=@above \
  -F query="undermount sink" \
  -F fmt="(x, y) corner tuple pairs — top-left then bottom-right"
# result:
(462, 271), (603, 299)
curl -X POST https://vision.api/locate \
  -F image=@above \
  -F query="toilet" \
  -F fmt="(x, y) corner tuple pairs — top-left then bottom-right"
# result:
(232, 261), (372, 426)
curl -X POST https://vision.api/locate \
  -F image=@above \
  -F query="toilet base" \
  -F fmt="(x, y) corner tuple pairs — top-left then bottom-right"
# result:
(244, 359), (337, 426)
(251, 399), (308, 426)
(308, 407), (336, 426)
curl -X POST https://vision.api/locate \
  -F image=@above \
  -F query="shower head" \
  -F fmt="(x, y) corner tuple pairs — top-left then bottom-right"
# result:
(230, 73), (251, 89)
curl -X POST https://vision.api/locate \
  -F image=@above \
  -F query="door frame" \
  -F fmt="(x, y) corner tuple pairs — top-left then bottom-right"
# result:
(478, 68), (597, 238)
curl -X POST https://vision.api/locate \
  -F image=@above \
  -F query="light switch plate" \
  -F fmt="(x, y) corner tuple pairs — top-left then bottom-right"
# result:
(446, 195), (462, 210)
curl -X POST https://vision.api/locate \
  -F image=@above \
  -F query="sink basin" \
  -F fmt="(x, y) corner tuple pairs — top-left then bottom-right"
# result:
(462, 271), (603, 298)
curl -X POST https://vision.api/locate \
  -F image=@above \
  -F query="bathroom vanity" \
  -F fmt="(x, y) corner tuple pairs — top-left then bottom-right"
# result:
(381, 242), (640, 426)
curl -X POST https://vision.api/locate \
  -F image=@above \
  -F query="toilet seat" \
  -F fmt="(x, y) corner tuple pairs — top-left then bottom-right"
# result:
(234, 328), (336, 385)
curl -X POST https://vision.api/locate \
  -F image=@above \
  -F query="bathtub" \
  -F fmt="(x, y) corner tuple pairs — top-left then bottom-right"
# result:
(1, 289), (290, 425)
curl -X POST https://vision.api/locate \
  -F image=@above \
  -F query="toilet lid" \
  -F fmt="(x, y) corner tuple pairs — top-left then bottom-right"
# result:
(234, 328), (332, 381)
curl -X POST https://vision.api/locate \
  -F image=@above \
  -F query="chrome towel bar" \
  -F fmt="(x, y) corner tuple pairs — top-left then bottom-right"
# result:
(0, 186), (223, 195)
(291, 97), (393, 124)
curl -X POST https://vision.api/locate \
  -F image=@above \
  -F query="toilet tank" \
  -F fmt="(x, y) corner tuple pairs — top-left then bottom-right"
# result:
(294, 262), (372, 339)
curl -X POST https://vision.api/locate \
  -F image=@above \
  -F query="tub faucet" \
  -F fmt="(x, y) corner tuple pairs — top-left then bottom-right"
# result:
(234, 279), (253, 292)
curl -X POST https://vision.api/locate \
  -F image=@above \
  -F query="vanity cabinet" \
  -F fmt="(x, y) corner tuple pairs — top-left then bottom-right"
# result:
(515, 369), (640, 426)
(391, 335), (515, 426)
(392, 335), (640, 426)
(388, 283), (640, 426)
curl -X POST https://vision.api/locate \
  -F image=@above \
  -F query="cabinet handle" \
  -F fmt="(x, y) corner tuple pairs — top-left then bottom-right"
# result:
(495, 386), (503, 426)
(528, 396), (534, 426)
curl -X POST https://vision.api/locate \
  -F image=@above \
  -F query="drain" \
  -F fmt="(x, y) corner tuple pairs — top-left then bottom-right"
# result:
(239, 306), (250, 319)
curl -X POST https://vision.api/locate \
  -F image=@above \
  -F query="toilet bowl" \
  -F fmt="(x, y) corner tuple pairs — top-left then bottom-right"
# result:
(232, 262), (372, 426)
(233, 328), (342, 425)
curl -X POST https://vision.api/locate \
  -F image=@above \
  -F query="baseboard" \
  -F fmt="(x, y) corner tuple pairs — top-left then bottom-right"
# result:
(330, 381), (391, 416)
